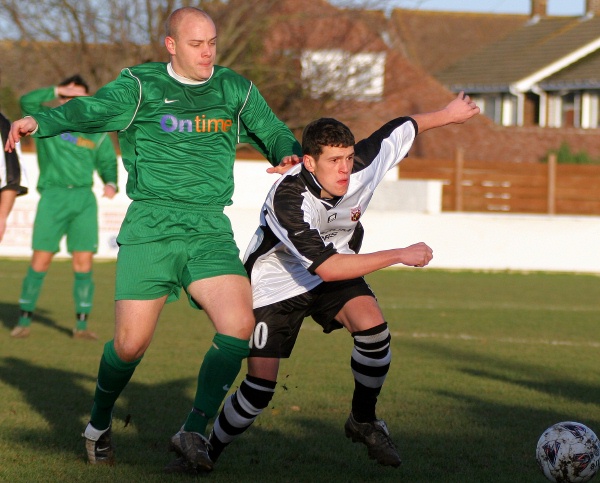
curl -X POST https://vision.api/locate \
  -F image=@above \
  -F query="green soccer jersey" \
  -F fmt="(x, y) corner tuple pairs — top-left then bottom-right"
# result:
(31, 63), (301, 206)
(21, 87), (118, 192)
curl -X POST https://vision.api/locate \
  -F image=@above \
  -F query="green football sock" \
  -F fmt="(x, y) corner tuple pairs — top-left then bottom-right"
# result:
(75, 313), (88, 331)
(184, 333), (250, 434)
(74, 271), (94, 317)
(17, 267), (47, 324)
(90, 340), (142, 430)
(17, 311), (33, 328)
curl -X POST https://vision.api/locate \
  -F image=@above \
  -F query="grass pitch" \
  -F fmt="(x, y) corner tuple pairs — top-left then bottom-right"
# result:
(0, 259), (599, 482)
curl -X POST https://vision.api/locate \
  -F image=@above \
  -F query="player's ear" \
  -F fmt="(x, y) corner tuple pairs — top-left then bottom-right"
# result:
(304, 154), (316, 173)
(165, 36), (176, 55)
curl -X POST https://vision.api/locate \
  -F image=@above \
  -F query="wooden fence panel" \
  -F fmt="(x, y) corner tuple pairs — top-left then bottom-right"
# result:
(398, 155), (600, 215)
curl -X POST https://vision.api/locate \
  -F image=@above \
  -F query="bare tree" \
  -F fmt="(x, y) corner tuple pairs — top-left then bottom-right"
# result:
(0, 0), (391, 136)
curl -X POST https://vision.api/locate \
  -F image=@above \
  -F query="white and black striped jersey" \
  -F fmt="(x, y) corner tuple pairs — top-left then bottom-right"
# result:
(0, 113), (28, 195)
(243, 116), (418, 309)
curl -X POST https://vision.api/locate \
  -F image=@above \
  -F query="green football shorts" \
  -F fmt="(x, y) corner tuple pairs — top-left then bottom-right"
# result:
(115, 200), (247, 308)
(32, 187), (98, 253)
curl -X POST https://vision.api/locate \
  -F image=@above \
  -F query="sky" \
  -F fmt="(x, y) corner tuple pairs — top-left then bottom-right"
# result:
(335, 0), (586, 15)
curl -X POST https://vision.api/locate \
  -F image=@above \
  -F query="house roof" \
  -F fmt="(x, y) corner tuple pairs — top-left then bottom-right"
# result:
(388, 9), (528, 74)
(435, 15), (600, 92)
(539, 40), (600, 89)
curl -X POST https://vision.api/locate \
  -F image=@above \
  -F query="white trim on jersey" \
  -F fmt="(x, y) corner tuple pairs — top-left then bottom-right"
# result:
(120, 68), (143, 132)
(237, 82), (253, 144)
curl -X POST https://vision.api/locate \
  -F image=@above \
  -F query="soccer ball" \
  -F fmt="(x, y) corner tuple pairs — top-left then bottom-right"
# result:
(536, 421), (600, 482)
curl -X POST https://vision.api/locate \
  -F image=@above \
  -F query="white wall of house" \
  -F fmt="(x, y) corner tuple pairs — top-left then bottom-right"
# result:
(2, 156), (599, 275)
(547, 94), (562, 127)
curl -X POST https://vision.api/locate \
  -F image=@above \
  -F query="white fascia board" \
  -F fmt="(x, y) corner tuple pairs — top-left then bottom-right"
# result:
(512, 37), (600, 92)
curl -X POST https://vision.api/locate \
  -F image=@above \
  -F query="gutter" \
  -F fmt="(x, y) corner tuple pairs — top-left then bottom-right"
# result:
(530, 84), (547, 127)
(508, 85), (525, 126)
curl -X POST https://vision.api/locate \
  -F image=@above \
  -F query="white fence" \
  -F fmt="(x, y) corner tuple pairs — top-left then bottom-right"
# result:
(2, 156), (599, 275)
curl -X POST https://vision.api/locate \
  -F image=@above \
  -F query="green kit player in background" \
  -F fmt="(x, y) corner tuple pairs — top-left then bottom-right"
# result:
(10, 75), (118, 340)
(6, 6), (301, 473)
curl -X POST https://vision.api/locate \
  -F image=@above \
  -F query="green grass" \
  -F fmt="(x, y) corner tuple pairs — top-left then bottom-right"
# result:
(0, 259), (599, 482)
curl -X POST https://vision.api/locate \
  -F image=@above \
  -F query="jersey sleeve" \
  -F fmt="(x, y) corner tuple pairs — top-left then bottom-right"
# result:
(20, 86), (56, 117)
(268, 176), (337, 274)
(32, 71), (141, 138)
(94, 133), (119, 187)
(238, 84), (301, 167)
(353, 116), (418, 175)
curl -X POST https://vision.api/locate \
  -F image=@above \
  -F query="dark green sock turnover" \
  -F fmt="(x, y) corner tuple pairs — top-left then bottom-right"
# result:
(184, 333), (250, 434)
(90, 340), (142, 430)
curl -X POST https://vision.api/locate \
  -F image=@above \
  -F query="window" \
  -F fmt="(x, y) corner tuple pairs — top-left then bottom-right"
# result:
(561, 92), (577, 128)
(581, 91), (599, 129)
(501, 94), (518, 126)
(301, 49), (386, 101)
(547, 94), (562, 127)
(472, 94), (502, 124)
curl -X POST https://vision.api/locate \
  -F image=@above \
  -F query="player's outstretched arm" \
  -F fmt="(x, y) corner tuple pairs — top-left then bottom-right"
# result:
(411, 91), (480, 134)
(315, 242), (433, 282)
(4, 117), (38, 153)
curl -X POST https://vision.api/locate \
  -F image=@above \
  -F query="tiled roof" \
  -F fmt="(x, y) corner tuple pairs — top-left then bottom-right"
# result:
(389, 9), (527, 74)
(435, 15), (600, 91)
(540, 47), (600, 89)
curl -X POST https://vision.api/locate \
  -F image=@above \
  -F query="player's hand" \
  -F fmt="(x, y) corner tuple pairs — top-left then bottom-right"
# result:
(4, 117), (38, 153)
(103, 184), (117, 199)
(266, 154), (302, 174)
(399, 242), (433, 268)
(446, 91), (480, 124)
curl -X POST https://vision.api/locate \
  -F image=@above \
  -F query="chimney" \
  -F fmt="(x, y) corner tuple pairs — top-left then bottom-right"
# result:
(531, 0), (547, 17)
(586, 0), (600, 14)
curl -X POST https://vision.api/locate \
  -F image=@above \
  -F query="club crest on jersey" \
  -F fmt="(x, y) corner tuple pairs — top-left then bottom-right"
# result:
(350, 206), (362, 221)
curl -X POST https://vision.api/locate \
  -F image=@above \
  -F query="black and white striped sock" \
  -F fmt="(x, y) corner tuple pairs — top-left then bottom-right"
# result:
(350, 322), (391, 423)
(209, 374), (276, 462)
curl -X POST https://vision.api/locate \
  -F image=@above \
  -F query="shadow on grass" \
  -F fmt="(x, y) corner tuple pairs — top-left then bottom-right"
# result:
(0, 356), (197, 466)
(0, 355), (416, 481)
(2, 344), (593, 482)
(0, 302), (72, 338)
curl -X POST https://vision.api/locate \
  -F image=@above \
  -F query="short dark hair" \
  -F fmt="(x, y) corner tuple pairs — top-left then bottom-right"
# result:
(302, 118), (355, 158)
(58, 74), (89, 93)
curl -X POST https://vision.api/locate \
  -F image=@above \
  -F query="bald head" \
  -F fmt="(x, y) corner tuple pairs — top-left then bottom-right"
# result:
(165, 7), (215, 40)
(164, 6), (217, 82)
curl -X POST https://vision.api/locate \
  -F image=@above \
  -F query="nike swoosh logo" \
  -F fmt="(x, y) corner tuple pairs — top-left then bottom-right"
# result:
(18, 299), (31, 304)
(223, 385), (230, 391)
(97, 446), (111, 452)
(164, 98), (179, 104)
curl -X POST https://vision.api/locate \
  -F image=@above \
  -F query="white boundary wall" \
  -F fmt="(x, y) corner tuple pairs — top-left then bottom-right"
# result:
(2, 156), (599, 275)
